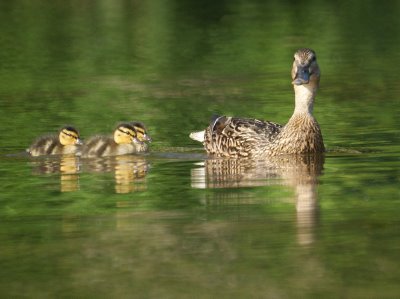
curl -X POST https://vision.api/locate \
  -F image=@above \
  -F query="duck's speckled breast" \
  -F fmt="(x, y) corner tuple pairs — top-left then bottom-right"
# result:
(263, 113), (324, 156)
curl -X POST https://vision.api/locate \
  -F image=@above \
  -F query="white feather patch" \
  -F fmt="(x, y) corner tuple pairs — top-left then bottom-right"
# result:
(189, 130), (205, 142)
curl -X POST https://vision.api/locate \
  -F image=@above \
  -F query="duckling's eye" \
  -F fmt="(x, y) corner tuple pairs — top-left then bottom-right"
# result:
(311, 56), (316, 62)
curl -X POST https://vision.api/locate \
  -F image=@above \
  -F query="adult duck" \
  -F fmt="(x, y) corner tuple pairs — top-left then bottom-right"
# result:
(189, 48), (325, 158)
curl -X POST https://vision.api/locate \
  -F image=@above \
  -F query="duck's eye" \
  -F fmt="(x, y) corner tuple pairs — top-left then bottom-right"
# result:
(311, 56), (316, 62)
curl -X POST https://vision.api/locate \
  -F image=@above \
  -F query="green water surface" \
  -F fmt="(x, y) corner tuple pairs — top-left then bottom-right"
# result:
(0, 1), (399, 298)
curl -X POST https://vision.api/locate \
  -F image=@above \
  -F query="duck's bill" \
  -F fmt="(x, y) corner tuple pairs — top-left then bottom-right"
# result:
(292, 66), (310, 85)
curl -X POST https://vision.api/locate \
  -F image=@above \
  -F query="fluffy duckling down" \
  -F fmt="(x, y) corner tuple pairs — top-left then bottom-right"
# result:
(27, 126), (82, 157)
(81, 123), (150, 158)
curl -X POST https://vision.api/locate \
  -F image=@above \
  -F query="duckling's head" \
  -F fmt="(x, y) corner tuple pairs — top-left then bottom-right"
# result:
(130, 121), (152, 142)
(114, 123), (139, 145)
(59, 126), (82, 146)
(291, 48), (320, 86)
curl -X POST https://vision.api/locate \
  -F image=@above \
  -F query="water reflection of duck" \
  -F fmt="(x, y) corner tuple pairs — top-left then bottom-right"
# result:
(81, 123), (151, 158)
(27, 126), (82, 157)
(191, 155), (324, 246)
(190, 48), (324, 158)
(192, 155), (323, 189)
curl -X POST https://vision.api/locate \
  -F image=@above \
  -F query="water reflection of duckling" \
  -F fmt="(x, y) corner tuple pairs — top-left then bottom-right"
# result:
(82, 155), (150, 194)
(59, 155), (80, 192)
(29, 155), (81, 192)
(114, 155), (149, 193)
(81, 123), (144, 158)
(130, 121), (152, 153)
(190, 48), (324, 158)
(27, 126), (82, 157)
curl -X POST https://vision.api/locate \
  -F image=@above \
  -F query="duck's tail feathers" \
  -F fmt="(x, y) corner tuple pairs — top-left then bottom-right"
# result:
(189, 130), (205, 143)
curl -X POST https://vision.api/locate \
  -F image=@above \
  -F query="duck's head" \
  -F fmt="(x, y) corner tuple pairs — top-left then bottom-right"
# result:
(59, 126), (82, 146)
(130, 121), (152, 143)
(291, 48), (320, 87)
(114, 123), (139, 144)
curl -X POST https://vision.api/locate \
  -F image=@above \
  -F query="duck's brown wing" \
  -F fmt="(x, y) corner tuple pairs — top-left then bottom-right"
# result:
(204, 115), (282, 158)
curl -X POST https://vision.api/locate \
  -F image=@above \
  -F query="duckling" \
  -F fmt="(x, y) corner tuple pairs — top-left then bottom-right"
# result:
(81, 123), (143, 158)
(130, 121), (152, 152)
(27, 126), (82, 157)
(189, 48), (325, 158)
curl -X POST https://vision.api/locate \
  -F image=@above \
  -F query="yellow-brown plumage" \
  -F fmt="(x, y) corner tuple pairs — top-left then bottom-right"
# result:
(189, 48), (325, 158)
(81, 123), (149, 158)
(27, 126), (82, 157)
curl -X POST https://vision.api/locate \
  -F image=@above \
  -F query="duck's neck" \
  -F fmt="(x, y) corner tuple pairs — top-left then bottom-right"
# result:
(293, 83), (318, 115)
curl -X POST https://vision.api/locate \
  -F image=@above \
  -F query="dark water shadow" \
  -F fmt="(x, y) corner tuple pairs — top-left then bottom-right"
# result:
(326, 147), (373, 154)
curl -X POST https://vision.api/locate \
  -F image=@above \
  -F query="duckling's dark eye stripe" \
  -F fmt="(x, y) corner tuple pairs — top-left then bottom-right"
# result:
(62, 131), (79, 139)
(118, 128), (136, 138)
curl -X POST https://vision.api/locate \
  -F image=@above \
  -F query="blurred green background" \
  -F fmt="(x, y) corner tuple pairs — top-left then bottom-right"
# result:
(0, 0), (399, 298)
